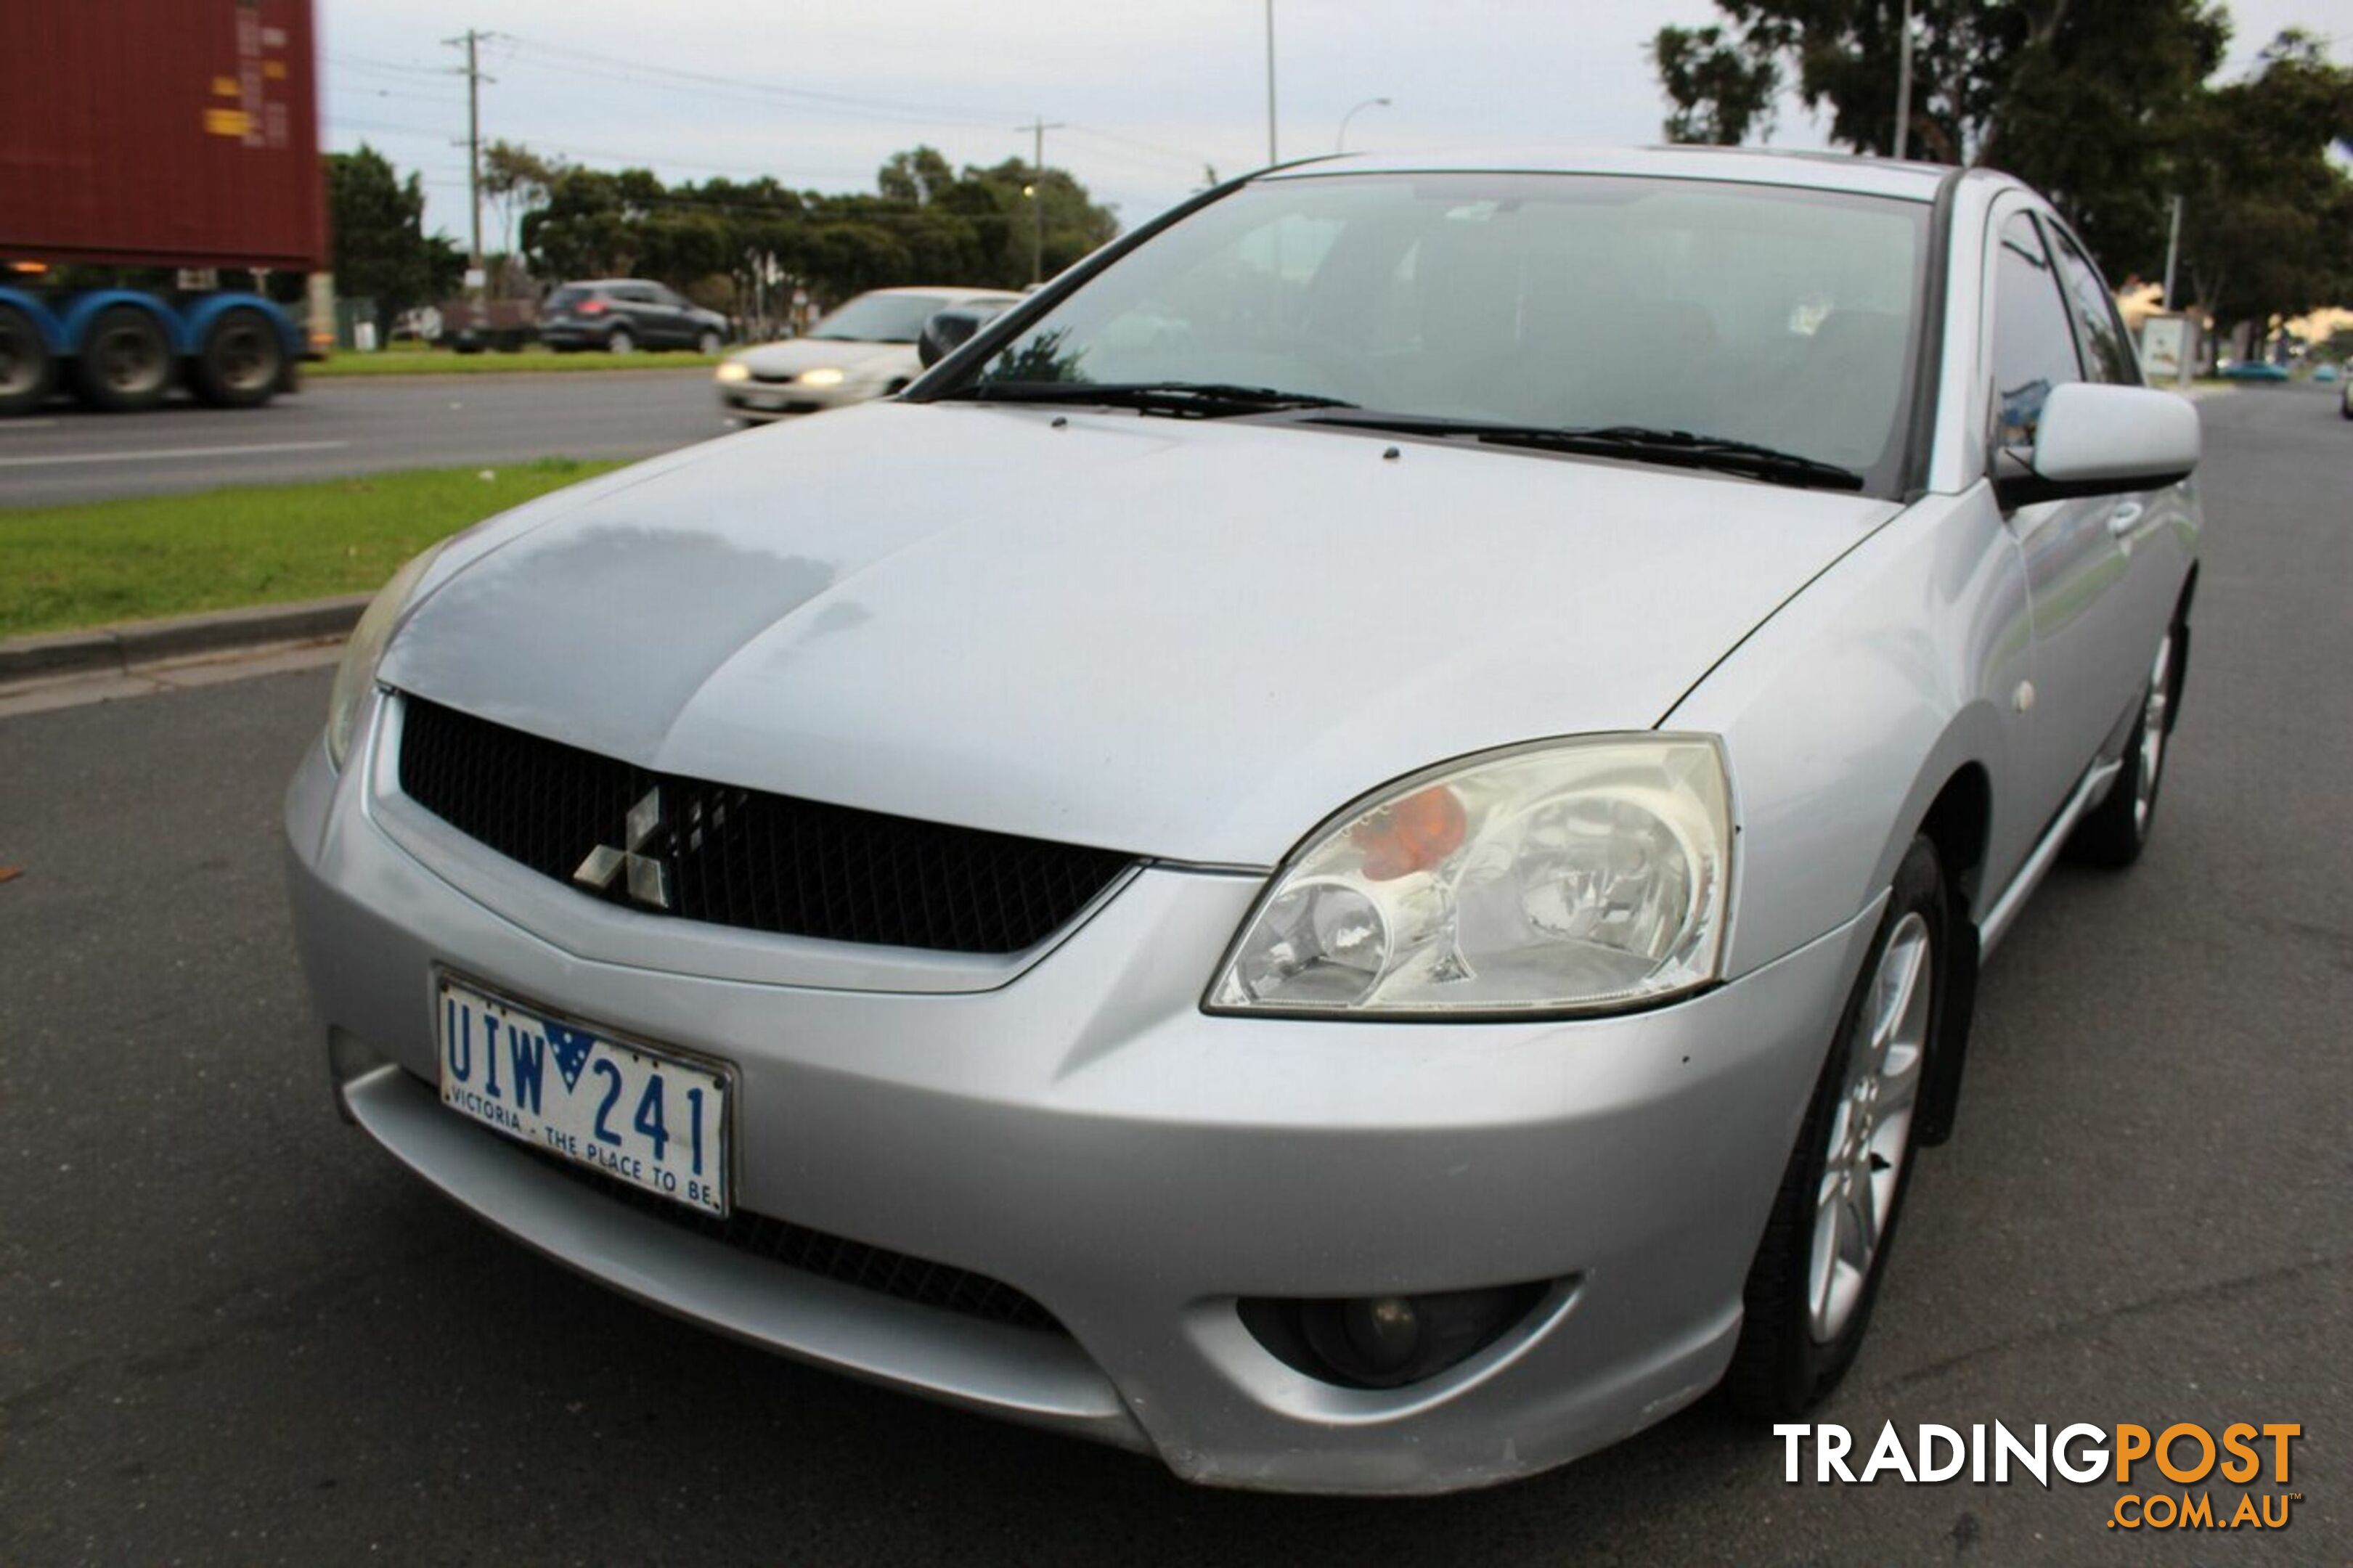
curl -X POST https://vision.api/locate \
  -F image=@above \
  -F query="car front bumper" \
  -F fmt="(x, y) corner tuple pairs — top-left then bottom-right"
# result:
(719, 380), (872, 420)
(283, 703), (1880, 1493)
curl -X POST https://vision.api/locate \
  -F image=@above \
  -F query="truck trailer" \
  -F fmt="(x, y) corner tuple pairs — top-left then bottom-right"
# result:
(0, 0), (324, 415)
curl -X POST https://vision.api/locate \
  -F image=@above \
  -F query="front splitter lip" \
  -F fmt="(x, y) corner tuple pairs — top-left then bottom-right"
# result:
(285, 734), (1883, 1492)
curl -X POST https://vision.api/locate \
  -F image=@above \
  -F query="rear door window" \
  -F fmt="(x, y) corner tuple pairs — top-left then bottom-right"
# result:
(2044, 221), (2141, 385)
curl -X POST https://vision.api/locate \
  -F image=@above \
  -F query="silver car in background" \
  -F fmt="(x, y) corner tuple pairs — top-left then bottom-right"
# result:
(287, 147), (2201, 1493)
(714, 285), (1021, 418)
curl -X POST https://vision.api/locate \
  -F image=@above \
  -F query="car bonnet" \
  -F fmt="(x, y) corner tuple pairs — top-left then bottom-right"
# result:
(380, 401), (1898, 865)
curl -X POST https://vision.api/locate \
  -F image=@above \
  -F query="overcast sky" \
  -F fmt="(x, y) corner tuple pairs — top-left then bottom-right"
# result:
(319, 0), (2344, 252)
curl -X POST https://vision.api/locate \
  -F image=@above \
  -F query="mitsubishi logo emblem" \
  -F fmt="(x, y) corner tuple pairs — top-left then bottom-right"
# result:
(574, 787), (672, 910)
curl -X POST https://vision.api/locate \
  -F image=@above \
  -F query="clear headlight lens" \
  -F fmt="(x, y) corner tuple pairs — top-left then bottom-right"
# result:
(1208, 737), (1733, 1016)
(799, 367), (845, 388)
(325, 540), (449, 770)
(714, 361), (751, 383)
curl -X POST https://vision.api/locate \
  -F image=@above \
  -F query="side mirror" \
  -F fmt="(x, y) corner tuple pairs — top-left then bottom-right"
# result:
(1996, 382), (2201, 508)
(917, 307), (986, 368)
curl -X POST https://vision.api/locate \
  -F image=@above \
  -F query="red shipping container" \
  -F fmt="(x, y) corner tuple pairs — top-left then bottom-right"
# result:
(0, 0), (325, 271)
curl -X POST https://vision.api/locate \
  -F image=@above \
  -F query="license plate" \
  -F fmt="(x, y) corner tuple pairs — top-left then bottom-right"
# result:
(435, 975), (730, 1216)
(744, 391), (787, 409)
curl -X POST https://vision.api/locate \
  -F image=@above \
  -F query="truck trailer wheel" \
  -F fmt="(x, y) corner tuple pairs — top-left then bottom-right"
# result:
(191, 309), (285, 408)
(0, 303), (53, 417)
(73, 304), (173, 411)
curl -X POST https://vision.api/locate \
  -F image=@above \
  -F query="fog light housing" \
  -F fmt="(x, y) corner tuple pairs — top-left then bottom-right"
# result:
(1239, 1281), (1555, 1389)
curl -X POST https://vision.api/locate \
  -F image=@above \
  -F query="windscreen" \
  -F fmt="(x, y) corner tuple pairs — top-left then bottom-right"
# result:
(971, 173), (1931, 489)
(809, 293), (955, 343)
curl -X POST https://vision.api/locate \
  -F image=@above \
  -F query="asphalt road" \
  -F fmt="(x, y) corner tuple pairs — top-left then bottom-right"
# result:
(0, 369), (727, 507)
(2, 384), (2346, 1565)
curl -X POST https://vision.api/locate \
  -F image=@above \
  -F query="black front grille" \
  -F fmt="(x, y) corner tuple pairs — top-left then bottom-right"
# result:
(537, 1151), (1064, 1334)
(397, 697), (1135, 955)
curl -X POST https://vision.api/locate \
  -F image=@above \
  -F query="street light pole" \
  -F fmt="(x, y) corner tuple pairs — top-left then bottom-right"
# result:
(2162, 192), (2184, 311)
(1891, 0), (1914, 160)
(1264, 0), (1279, 164)
(1336, 97), (1392, 152)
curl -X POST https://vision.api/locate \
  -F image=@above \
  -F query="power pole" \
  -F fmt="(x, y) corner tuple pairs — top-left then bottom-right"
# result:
(444, 29), (496, 295)
(1891, 0), (1914, 160)
(1019, 116), (1065, 286)
(1264, 0), (1279, 164)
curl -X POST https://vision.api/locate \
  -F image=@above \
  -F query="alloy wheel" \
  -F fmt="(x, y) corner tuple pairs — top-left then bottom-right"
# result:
(1808, 911), (1931, 1343)
(2134, 632), (2174, 834)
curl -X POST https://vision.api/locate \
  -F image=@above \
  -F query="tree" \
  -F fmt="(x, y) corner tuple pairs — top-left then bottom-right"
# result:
(480, 141), (557, 296)
(1653, 24), (1780, 144)
(963, 157), (1120, 283)
(502, 147), (1122, 321)
(1651, 2), (2228, 272)
(2176, 31), (2353, 354)
(325, 144), (463, 331)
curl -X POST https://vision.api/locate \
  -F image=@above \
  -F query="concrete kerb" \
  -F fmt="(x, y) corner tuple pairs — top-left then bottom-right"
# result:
(0, 593), (369, 685)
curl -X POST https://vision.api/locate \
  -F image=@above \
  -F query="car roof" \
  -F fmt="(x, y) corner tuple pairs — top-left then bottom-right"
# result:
(1263, 144), (1997, 204)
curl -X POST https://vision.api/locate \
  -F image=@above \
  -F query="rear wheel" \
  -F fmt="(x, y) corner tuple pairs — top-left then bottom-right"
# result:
(605, 327), (635, 355)
(190, 308), (284, 408)
(2068, 622), (2180, 867)
(1726, 835), (1946, 1417)
(0, 302), (54, 416)
(73, 304), (172, 411)
(697, 329), (722, 356)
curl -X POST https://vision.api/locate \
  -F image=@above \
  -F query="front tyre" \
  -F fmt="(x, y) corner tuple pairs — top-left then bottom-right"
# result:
(1726, 834), (1946, 1418)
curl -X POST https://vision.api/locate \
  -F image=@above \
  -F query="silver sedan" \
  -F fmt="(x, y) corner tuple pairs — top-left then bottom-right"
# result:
(285, 147), (2201, 1494)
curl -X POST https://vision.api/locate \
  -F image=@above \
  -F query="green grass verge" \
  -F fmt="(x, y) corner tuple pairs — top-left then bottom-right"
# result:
(310, 344), (727, 377)
(0, 457), (624, 640)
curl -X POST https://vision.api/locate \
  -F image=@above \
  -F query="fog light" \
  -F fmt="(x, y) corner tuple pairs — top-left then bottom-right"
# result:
(1337, 1296), (1422, 1376)
(1239, 1280), (1556, 1389)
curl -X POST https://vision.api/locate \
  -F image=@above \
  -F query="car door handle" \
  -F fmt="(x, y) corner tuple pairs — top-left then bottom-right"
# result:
(2105, 501), (2146, 537)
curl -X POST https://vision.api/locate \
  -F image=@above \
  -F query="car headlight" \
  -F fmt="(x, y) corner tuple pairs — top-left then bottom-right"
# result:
(325, 540), (450, 770)
(799, 367), (845, 388)
(714, 361), (751, 384)
(1207, 737), (1733, 1016)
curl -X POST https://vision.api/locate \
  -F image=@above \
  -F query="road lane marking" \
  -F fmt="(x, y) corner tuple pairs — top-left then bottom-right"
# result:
(0, 438), (351, 468)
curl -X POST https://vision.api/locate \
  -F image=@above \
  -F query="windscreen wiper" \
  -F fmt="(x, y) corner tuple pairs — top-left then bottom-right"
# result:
(945, 381), (1358, 418)
(1308, 414), (1867, 492)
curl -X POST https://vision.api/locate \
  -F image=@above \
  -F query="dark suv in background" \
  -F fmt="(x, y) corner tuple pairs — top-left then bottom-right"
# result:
(539, 280), (729, 354)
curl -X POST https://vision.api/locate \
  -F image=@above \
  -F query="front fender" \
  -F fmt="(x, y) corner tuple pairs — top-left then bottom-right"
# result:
(1663, 483), (2034, 979)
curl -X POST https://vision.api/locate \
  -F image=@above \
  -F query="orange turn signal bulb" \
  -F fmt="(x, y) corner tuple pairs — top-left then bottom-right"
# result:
(1352, 786), (1467, 881)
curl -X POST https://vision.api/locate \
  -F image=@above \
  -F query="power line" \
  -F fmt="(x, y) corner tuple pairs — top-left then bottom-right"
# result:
(337, 84), (466, 107)
(502, 36), (1023, 126)
(1061, 124), (1210, 173)
(327, 52), (452, 78)
(496, 51), (1014, 132)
